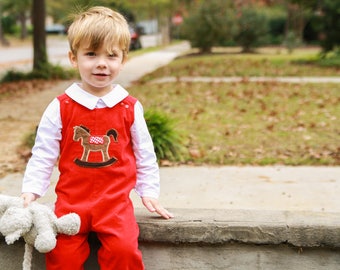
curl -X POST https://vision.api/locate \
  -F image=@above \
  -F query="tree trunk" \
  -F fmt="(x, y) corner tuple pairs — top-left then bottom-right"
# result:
(160, 16), (170, 45)
(32, 0), (48, 71)
(0, 4), (10, 46)
(19, 12), (28, 40)
(285, 3), (304, 44)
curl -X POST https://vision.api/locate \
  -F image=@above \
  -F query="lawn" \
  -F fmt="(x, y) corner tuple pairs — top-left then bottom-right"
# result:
(130, 49), (340, 166)
(140, 47), (340, 82)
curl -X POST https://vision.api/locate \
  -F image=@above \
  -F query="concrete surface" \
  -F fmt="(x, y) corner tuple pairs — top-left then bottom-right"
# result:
(2, 207), (340, 269)
(152, 76), (340, 84)
(140, 243), (340, 270)
(1, 166), (340, 213)
(0, 35), (164, 77)
(135, 208), (340, 247)
(2, 237), (340, 270)
(116, 42), (190, 87)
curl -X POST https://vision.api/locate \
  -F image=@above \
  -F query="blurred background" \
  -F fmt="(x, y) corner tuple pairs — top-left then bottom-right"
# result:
(0, 0), (339, 54)
(0, 0), (339, 169)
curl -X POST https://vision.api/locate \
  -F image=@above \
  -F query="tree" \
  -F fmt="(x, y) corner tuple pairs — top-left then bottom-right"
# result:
(4, 0), (31, 39)
(122, 0), (180, 45)
(0, 2), (10, 46)
(285, 2), (304, 43)
(45, 0), (196, 46)
(32, 0), (48, 71)
(181, 0), (236, 53)
(317, 0), (340, 53)
(234, 7), (269, 52)
(286, 0), (340, 53)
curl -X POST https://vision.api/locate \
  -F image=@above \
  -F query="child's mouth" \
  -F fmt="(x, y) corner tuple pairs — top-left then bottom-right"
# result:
(93, 73), (108, 77)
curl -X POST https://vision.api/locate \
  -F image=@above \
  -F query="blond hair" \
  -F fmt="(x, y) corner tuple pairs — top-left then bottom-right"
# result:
(68, 6), (130, 61)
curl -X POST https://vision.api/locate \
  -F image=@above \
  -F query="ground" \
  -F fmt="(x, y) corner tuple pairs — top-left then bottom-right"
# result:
(0, 80), (71, 178)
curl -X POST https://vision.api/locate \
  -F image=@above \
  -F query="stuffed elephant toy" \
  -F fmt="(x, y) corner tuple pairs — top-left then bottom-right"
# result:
(0, 194), (80, 270)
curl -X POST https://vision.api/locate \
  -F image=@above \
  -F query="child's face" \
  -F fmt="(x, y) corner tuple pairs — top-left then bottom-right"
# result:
(69, 43), (125, 96)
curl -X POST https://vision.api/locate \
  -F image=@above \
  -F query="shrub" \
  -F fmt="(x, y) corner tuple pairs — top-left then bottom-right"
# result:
(1, 63), (76, 83)
(181, 0), (236, 53)
(23, 127), (38, 150)
(234, 7), (270, 52)
(283, 31), (301, 54)
(318, 0), (340, 53)
(144, 110), (183, 162)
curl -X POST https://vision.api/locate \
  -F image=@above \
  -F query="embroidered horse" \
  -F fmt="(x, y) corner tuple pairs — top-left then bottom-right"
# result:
(73, 125), (118, 163)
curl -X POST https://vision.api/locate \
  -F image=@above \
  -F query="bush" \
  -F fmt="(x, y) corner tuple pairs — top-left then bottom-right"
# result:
(181, 0), (236, 53)
(318, 56), (340, 67)
(1, 63), (77, 83)
(318, 0), (340, 53)
(283, 31), (301, 54)
(234, 7), (270, 52)
(1, 15), (16, 34)
(144, 110), (183, 162)
(23, 127), (38, 150)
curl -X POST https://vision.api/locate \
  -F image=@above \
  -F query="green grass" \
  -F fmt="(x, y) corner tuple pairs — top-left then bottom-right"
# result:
(130, 80), (340, 166)
(139, 47), (340, 82)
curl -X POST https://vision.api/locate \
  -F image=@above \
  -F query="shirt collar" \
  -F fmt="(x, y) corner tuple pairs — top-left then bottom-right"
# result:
(65, 83), (129, 110)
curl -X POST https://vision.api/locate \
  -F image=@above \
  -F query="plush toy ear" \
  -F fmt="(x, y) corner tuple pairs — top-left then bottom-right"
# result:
(35, 231), (57, 253)
(0, 195), (24, 216)
(56, 213), (81, 235)
(28, 203), (57, 253)
(0, 207), (32, 245)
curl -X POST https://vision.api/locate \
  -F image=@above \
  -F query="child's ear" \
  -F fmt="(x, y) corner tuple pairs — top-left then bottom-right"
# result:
(122, 51), (128, 64)
(68, 51), (78, 68)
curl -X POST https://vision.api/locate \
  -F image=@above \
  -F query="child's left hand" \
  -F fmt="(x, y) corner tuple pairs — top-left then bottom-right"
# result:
(142, 197), (174, 219)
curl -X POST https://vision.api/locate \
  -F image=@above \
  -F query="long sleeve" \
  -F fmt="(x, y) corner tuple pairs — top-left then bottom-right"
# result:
(131, 101), (160, 199)
(22, 98), (62, 196)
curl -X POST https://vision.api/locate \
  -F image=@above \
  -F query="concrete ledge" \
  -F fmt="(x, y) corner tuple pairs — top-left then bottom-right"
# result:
(1, 208), (340, 269)
(2, 208), (339, 248)
(135, 208), (340, 248)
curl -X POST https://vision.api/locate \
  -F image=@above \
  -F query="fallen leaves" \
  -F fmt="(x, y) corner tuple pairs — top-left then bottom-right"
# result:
(130, 80), (340, 165)
(0, 79), (57, 99)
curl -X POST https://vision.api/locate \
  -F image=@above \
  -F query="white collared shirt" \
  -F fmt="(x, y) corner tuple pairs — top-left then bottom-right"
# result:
(22, 83), (160, 199)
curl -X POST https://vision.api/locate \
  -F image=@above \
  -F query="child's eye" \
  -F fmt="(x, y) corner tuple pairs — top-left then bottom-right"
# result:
(86, 52), (96, 56)
(108, 53), (118, 58)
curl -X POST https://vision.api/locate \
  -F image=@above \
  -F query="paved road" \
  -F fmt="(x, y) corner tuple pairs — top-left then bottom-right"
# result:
(0, 34), (162, 76)
(0, 37), (70, 73)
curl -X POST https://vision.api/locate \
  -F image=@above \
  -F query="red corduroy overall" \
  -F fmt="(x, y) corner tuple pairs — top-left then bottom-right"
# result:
(45, 93), (144, 270)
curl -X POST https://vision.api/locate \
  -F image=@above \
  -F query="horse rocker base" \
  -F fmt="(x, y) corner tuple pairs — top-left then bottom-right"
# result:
(74, 157), (117, 168)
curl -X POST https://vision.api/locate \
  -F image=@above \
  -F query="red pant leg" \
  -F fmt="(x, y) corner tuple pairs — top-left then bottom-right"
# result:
(45, 234), (90, 270)
(97, 231), (144, 270)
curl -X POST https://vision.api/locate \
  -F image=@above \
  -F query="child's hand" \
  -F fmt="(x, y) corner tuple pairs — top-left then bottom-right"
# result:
(142, 197), (174, 219)
(21, 192), (39, 207)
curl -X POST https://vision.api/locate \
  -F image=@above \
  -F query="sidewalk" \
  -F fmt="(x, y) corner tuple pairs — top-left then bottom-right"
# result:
(1, 166), (339, 213)
(152, 76), (340, 84)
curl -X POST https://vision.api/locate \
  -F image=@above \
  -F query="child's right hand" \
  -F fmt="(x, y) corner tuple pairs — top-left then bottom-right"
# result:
(21, 193), (39, 207)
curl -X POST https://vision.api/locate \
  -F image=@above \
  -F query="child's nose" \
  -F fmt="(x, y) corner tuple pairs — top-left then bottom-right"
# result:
(96, 56), (108, 68)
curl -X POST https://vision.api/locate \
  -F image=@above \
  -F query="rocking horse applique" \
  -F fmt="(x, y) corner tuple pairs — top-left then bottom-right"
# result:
(73, 125), (118, 168)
